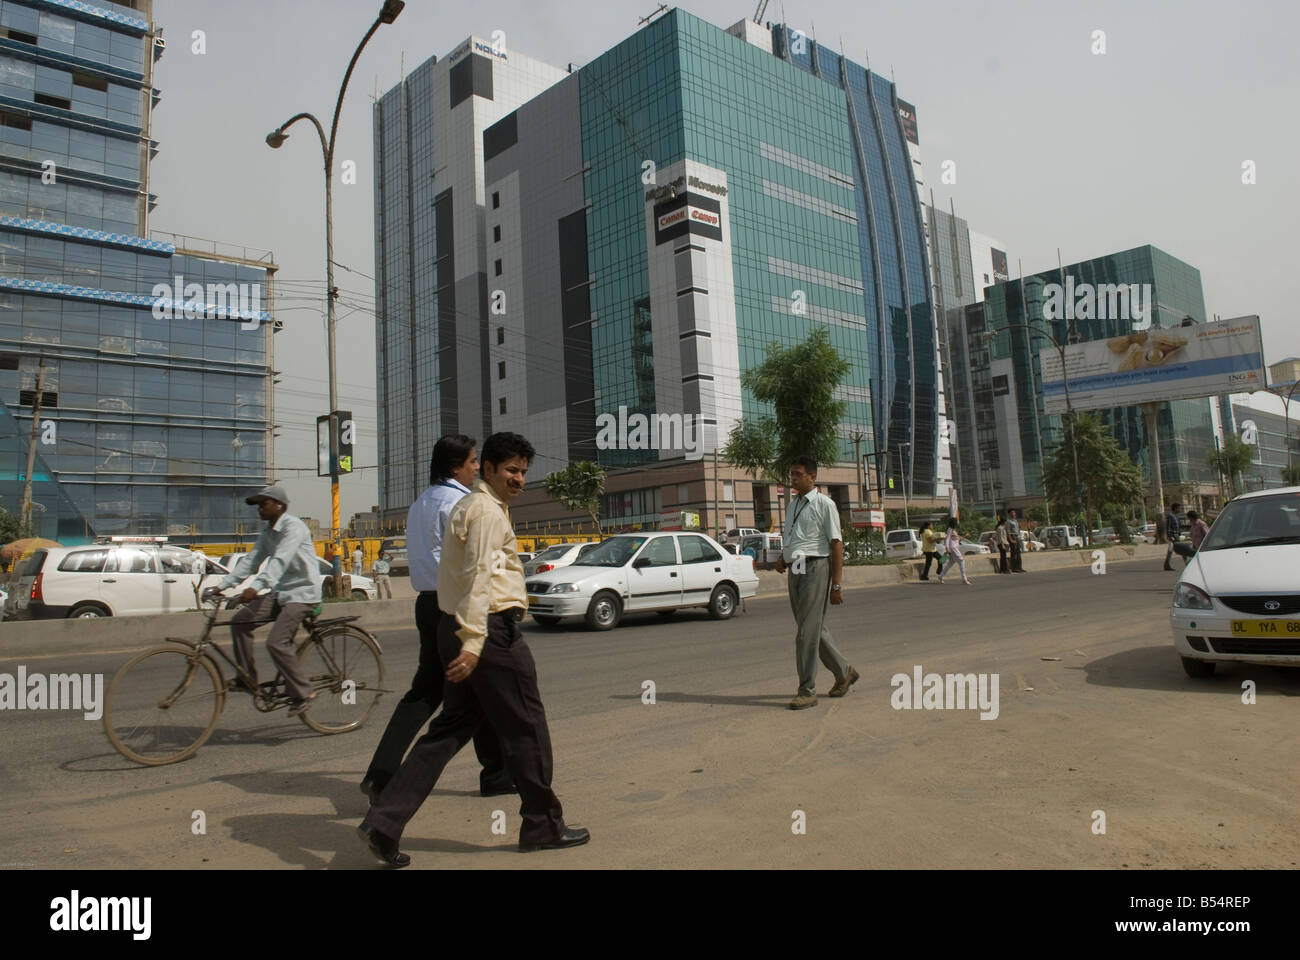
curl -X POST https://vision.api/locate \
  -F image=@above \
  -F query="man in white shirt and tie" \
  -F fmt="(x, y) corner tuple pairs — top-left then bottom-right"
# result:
(360, 435), (513, 801)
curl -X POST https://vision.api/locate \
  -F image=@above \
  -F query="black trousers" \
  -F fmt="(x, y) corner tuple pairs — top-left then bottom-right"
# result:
(997, 546), (1009, 573)
(1009, 539), (1024, 572)
(920, 551), (943, 578)
(364, 610), (566, 846)
(363, 591), (512, 794)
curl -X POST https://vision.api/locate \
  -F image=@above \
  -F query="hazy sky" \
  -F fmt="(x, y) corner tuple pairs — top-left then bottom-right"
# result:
(148, 0), (1300, 524)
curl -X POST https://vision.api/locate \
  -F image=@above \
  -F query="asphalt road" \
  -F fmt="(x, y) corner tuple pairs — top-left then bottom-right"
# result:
(2, 557), (1297, 869)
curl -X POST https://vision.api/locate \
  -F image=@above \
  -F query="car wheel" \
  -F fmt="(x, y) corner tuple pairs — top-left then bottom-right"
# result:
(1180, 656), (1217, 678)
(351, 589), (368, 601)
(585, 591), (622, 631)
(69, 603), (108, 619)
(532, 615), (561, 627)
(708, 584), (738, 620)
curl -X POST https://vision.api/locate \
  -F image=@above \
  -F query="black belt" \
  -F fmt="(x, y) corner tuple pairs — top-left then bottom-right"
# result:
(491, 607), (527, 622)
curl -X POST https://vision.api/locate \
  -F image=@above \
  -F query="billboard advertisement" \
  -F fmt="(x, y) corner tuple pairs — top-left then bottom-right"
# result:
(1040, 316), (1266, 414)
(897, 99), (919, 145)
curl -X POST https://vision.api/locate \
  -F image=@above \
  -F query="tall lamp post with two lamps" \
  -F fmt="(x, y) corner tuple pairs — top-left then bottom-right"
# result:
(265, 0), (405, 584)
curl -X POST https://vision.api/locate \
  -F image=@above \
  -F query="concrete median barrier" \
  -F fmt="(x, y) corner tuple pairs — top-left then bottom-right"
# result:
(0, 598), (419, 660)
(752, 542), (1169, 597)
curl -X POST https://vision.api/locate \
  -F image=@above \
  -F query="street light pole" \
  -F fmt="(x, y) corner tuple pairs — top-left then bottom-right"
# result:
(266, 0), (404, 584)
(1270, 379), (1300, 475)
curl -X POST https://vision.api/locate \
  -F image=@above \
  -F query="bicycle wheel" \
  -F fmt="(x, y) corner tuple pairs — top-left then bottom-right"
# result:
(297, 625), (385, 734)
(104, 646), (223, 765)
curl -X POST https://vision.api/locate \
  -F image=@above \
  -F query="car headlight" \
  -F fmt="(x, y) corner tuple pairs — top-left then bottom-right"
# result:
(1173, 583), (1213, 610)
(548, 583), (583, 593)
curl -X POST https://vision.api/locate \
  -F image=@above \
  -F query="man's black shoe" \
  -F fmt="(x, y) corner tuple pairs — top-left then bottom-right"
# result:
(519, 826), (590, 852)
(357, 822), (410, 867)
(359, 777), (385, 804)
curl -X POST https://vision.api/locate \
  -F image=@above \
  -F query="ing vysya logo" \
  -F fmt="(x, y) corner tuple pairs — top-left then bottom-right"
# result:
(1042, 276), (1152, 329)
(595, 406), (704, 461)
(151, 275), (263, 329)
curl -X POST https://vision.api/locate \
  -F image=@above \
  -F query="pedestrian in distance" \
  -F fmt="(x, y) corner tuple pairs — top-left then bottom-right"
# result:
(361, 435), (513, 804)
(1163, 502), (1183, 571)
(1006, 509), (1026, 573)
(774, 455), (858, 710)
(358, 432), (587, 867)
(993, 515), (1010, 573)
(1180, 509), (1210, 565)
(202, 485), (322, 716)
(352, 543), (364, 578)
(936, 518), (971, 585)
(372, 551), (393, 600)
(919, 521), (943, 581)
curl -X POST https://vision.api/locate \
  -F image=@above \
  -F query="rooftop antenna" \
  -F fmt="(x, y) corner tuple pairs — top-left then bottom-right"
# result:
(638, 3), (668, 25)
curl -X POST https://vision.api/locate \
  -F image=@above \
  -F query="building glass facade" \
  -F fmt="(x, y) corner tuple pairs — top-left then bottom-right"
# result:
(0, 0), (276, 544)
(983, 245), (1214, 500)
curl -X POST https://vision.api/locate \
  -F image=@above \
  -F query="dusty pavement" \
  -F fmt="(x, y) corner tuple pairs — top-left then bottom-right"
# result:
(2, 554), (1297, 869)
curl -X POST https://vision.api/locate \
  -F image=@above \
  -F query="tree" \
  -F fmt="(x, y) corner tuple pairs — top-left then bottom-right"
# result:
(1208, 435), (1255, 499)
(1042, 414), (1145, 536)
(1282, 463), (1300, 486)
(723, 327), (850, 483)
(0, 499), (25, 544)
(542, 462), (607, 537)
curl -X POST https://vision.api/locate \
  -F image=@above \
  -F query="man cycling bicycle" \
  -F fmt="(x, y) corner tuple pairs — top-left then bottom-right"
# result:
(203, 484), (322, 715)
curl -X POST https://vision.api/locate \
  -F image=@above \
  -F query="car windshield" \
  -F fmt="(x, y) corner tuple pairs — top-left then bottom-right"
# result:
(535, 545), (572, 561)
(886, 531), (911, 543)
(1199, 493), (1300, 551)
(574, 537), (648, 567)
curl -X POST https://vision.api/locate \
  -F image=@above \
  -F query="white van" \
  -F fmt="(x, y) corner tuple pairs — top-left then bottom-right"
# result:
(7, 540), (220, 619)
(885, 528), (924, 559)
(738, 533), (783, 567)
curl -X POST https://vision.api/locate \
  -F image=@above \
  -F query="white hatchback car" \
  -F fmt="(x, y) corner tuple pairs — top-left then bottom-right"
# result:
(1170, 487), (1300, 676)
(219, 552), (377, 601)
(525, 532), (758, 630)
(7, 541), (221, 619)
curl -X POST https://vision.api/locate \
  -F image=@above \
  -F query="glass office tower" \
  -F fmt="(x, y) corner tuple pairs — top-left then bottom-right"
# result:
(464, 11), (938, 514)
(983, 245), (1215, 500)
(0, 0), (276, 543)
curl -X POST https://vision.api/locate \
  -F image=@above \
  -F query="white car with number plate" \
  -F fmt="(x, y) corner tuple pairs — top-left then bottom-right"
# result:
(1170, 487), (1300, 676)
(525, 532), (758, 630)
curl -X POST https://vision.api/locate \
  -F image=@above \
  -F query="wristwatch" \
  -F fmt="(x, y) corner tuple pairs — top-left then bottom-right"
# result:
(831, 583), (841, 591)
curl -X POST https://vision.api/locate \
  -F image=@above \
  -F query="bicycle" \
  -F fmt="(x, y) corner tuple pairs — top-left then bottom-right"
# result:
(103, 594), (387, 766)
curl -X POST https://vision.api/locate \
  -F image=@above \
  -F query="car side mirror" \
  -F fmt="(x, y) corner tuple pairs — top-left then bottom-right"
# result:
(633, 557), (651, 569)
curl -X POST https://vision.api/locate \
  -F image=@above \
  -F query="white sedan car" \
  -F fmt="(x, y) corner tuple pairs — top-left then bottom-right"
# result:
(522, 541), (600, 577)
(525, 532), (758, 630)
(1170, 487), (1300, 677)
(218, 552), (378, 601)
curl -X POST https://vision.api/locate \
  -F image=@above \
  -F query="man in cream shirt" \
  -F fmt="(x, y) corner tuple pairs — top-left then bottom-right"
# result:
(774, 455), (858, 710)
(358, 432), (588, 867)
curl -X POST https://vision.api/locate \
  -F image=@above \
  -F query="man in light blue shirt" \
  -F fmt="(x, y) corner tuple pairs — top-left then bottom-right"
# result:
(361, 436), (513, 801)
(205, 484), (321, 715)
(774, 456), (857, 709)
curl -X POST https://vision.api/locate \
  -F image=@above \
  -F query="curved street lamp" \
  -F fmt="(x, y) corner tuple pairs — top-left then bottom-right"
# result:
(265, 0), (404, 576)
